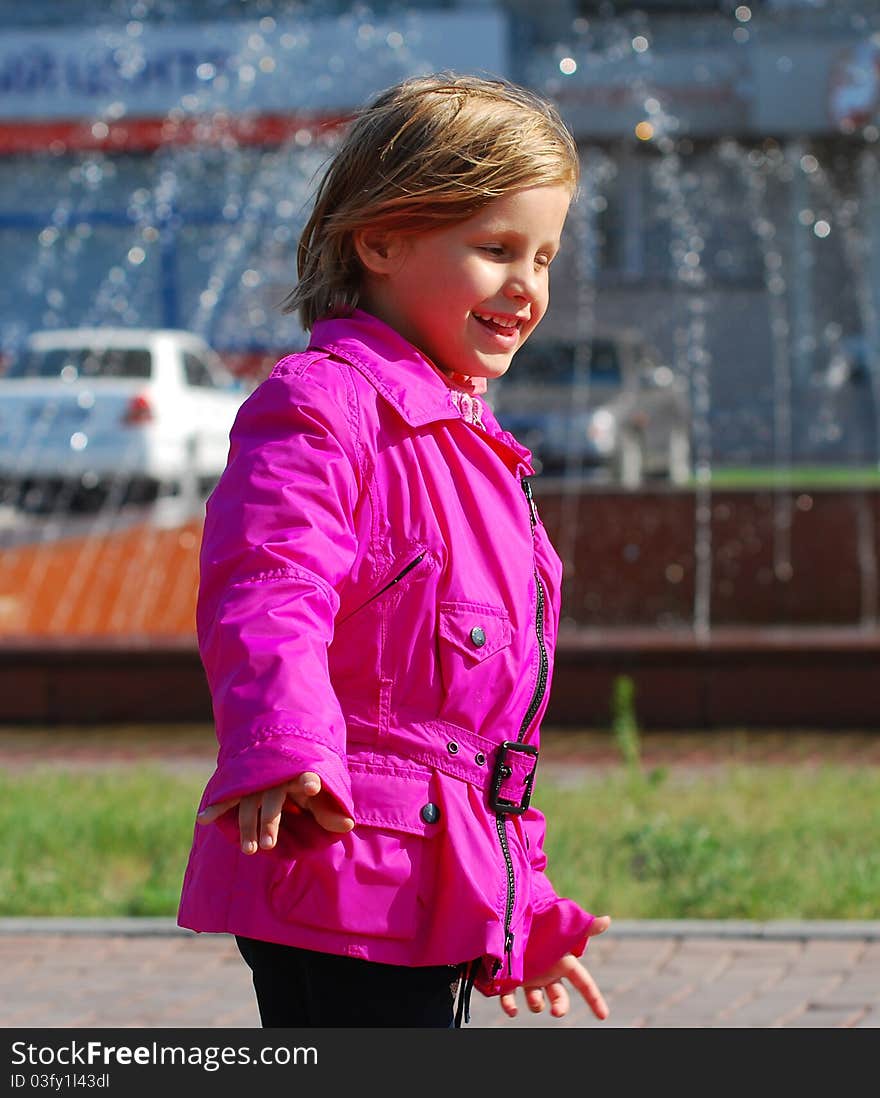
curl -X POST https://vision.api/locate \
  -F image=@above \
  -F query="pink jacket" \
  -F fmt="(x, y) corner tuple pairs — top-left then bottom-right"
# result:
(178, 310), (595, 996)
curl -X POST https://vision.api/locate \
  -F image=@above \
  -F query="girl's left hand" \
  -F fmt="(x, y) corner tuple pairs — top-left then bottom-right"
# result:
(499, 914), (612, 1021)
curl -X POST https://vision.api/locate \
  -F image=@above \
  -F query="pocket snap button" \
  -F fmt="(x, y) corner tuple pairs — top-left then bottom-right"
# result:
(447, 741), (459, 755)
(420, 803), (441, 825)
(470, 626), (487, 647)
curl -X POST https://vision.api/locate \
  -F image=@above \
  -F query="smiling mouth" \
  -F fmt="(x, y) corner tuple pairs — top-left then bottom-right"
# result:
(472, 312), (524, 337)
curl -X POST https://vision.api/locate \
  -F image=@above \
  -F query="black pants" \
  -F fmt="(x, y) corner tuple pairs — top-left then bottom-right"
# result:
(235, 936), (459, 1028)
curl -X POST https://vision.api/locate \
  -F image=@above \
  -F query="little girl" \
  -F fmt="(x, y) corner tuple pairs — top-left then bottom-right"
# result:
(179, 72), (611, 1029)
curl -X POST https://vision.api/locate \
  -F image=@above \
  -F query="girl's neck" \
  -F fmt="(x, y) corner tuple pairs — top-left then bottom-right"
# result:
(431, 363), (488, 396)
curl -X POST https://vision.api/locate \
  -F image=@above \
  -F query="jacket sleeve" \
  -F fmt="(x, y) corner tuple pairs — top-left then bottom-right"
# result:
(519, 804), (596, 984)
(196, 356), (362, 821)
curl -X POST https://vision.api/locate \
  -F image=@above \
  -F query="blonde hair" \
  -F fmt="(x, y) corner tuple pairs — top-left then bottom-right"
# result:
(284, 72), (580, 330)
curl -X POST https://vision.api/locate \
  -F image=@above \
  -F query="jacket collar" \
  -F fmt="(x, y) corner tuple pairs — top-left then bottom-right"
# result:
(309, 310), (468, 429)
(308, 310), (533, 471)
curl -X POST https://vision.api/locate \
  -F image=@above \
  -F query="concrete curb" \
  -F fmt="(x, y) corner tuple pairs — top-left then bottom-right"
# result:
(2, 917), (880, 939)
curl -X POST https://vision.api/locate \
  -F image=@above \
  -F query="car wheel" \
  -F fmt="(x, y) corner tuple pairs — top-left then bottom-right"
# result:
(613, 432), (645, 489)
(668, 428), (692, 486)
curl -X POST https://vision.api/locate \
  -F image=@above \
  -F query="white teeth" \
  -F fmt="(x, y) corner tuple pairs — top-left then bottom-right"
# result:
(474, 312), (519, 328)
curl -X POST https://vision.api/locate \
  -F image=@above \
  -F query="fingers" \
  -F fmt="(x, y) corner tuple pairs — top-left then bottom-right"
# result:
(545, 980), (570, 1018)
(196, 798), (237, 825)
(257, 785), (289, 851)
(500, 981), (571, 1019)
(307, 790), (355, 833)
(587, 914), (612, 938)
(561, 955), (609, 1021)
(199, 773), (356, 855)
(237, 791), (261, 854)
(289, 773), (354, 833)
(296, 771), (321, 797)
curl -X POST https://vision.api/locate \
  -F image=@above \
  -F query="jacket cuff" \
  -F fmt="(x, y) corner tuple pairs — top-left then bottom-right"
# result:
(476, 900), (596, 998)
(521, 900), (596, 984)
(200, 736), (354, 823)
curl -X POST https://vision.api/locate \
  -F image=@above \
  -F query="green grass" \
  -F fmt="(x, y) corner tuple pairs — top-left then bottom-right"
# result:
(0, 768), (199, 917)
(535, 765), (880, 921)
(701, 465), (880, 489)
(2, 762), (878, 920)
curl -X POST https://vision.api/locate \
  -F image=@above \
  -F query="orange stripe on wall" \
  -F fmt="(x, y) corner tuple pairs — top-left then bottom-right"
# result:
(0, 112), (348, 154)
(0, 521), (202, 637)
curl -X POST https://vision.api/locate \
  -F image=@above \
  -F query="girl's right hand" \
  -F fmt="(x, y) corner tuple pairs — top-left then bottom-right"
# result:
(196, 773), (355, 854)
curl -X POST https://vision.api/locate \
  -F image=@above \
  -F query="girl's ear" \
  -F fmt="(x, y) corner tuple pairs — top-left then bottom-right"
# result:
(353, 227), (407, 275)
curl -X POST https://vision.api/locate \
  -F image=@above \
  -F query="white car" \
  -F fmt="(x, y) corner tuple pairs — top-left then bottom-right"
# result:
(0, 328), (248, 511)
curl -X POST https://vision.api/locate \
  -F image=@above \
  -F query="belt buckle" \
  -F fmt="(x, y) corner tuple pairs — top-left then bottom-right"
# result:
(489, 740), (539, 816)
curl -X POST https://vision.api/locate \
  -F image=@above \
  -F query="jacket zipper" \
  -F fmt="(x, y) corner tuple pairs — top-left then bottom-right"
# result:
(337, 553), (426, 625)
(373, 553), (425, 599)
(494, 477), (548, 977)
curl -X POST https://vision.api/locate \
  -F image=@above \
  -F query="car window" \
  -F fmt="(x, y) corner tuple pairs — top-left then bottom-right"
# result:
(511, 340), (622, 385)
(183, 352), (219, 389)
(589, 341), (622, 383)
(7, 348), (152, 379)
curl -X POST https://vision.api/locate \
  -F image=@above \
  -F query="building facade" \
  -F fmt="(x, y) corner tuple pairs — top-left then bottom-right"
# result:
(1, 0), (879, 464)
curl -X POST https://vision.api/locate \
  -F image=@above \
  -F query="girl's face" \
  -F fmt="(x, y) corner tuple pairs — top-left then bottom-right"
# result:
(358, 185), (571, 381)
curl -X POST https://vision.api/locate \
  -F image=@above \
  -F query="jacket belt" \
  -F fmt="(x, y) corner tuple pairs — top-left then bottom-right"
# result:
(346, 721), (539, 814)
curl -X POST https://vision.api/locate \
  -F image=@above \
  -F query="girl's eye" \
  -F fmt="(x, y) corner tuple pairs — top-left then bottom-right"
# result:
(480, 245), (506, 257)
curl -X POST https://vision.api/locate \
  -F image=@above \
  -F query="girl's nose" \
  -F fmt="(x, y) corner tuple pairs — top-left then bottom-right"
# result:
(503, 265), (540, 302)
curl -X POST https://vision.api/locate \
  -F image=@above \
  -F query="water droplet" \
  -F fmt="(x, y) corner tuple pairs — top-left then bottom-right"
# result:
(559, 57), (577, 76)
(70, 432), (88, 451)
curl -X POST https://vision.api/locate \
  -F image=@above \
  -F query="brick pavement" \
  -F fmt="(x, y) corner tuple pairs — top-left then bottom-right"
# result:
(1, 920), (878, 1029)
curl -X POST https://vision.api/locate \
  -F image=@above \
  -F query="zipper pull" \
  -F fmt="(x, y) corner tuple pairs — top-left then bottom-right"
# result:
(505, 931), (514, 976)
(522, 477), (538, 528)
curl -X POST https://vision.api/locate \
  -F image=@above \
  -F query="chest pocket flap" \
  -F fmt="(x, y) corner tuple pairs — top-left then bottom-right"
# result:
(438, 601), (512, 664)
